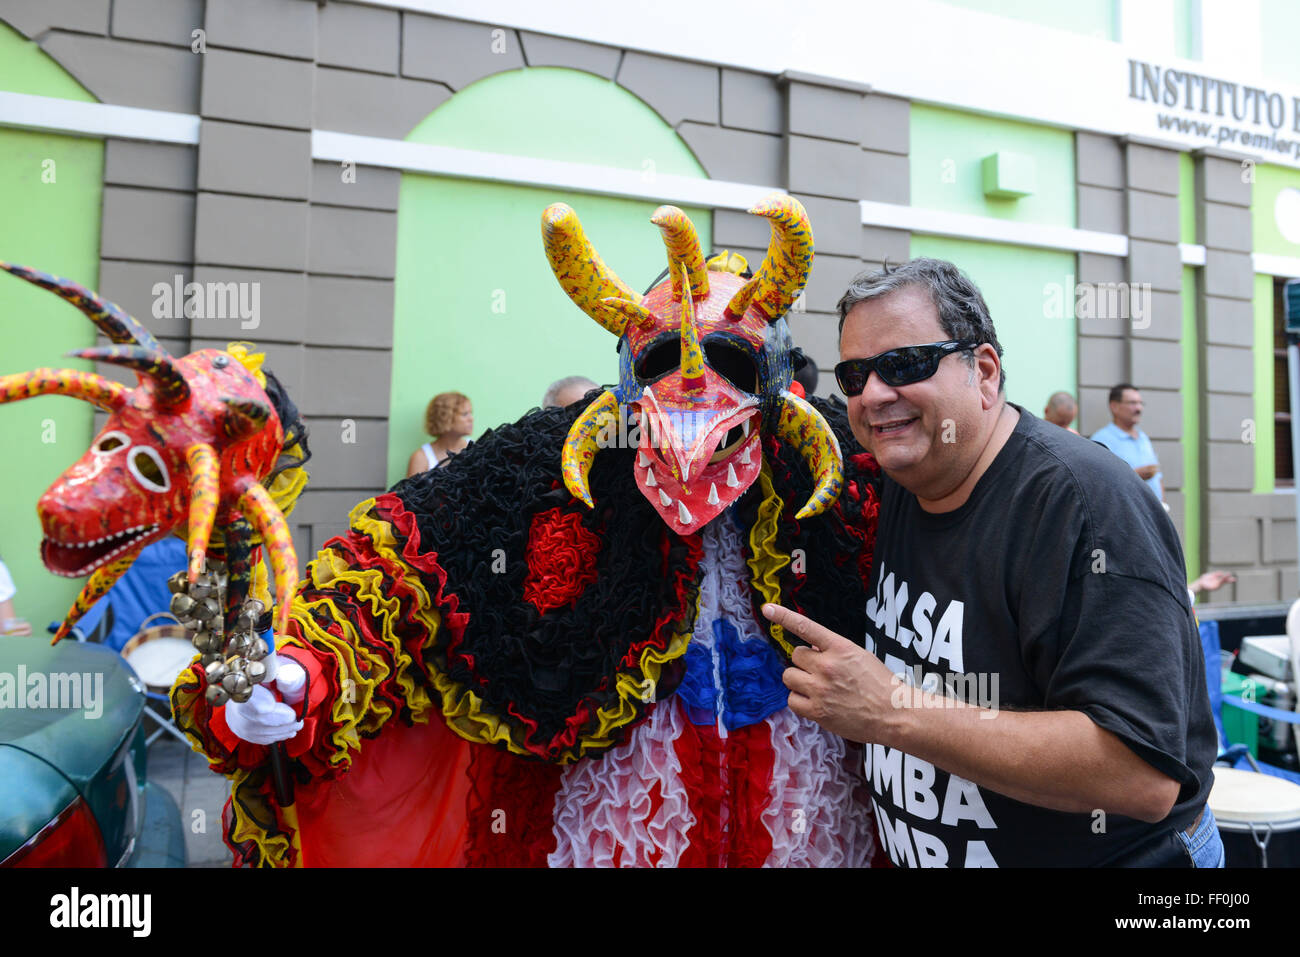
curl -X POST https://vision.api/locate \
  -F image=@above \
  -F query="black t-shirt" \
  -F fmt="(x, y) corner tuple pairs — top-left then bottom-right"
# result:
(862, 406), (1218, 867)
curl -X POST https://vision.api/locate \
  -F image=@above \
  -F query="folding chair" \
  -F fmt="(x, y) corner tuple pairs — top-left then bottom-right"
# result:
(72, 539), (193, 749)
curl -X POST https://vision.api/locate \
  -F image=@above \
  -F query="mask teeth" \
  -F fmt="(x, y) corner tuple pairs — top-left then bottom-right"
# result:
(707, 483), (720, 506)
(739, 445), (753, 465)
(677, 501), (693, 525)
(638, 451), (651, 468)
(658, 488), (673, 507)
(726, 464), (740, 488)
(645, 468), (657, 488)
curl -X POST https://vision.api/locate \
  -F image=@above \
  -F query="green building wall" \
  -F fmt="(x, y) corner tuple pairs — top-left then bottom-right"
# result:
(387, 68), (711, 486)
(0, 22), (104, 630)
(909, 105), (1078, 421)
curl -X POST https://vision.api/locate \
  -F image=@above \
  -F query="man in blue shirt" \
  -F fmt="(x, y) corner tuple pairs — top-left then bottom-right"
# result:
(1091, 383), (1162, 500)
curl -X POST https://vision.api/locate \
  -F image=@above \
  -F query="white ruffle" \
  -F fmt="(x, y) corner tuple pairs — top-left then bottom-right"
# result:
(548, 511), (876, 867)
(548, 699), (695, 867)
(762, 707), (877, 867)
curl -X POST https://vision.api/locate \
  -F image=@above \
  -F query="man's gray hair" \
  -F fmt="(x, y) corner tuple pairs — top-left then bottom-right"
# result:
(836, 258), (1006, 393)
(542, 375), (598, 409)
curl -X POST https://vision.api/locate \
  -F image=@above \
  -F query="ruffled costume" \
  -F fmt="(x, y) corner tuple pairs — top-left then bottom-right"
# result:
(172, 398), (885, 867)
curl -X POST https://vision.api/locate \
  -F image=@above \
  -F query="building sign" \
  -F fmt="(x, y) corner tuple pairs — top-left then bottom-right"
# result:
(1129, 59), (1300, 162)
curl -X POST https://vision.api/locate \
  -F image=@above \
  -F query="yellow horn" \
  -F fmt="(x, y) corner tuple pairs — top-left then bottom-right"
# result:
(678, 263), (706, 394)
(774, 391), (843, 520)
(185, 443), (219, 583)
(592, 297), (655, 334)
(0, 368), (130, 412)
(238, 482), (298, 637)
(562, 390), (620, 507)
(651, 206), (709, 300)
(734, 194), (814, 323)
(542, 203), (641, 335)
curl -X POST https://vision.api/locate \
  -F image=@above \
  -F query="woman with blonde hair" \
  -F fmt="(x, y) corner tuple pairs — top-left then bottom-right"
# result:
(406, 391), (473, 477)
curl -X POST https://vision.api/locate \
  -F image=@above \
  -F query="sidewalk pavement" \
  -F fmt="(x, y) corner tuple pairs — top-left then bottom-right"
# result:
(146, 737), (232, 867)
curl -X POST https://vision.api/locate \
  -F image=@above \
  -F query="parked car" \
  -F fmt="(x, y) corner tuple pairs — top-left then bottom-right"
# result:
(0, 636), (186, 866)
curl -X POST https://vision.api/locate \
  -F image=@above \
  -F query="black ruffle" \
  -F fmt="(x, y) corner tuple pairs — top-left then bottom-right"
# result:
(391, 403), (702, 761)
(736, 395), (880, 652)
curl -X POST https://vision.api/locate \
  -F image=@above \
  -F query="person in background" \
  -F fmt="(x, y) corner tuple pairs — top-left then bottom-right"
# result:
(542, 376), (597, 410)
(1091, 383), (1162, 500)
(1043, 391), (1078, 434)
(0, 552), (31, 636)
(1188, 570), (1237, 605)
(406, 392), (474, 477)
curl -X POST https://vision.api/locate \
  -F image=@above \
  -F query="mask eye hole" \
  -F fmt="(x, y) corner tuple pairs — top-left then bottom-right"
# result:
(94, 431), (128, 453)
(704, 341), (758, 393)
(128, 446), (170, 492)
(635, 340), (681, 383)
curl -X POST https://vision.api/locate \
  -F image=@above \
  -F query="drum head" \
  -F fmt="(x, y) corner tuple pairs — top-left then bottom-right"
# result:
(123, 636), (197, 689)
(1209, 766), (1300, 826)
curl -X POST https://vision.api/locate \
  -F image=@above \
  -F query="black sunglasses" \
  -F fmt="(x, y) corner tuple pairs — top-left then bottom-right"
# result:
(834, 340), (980, 396)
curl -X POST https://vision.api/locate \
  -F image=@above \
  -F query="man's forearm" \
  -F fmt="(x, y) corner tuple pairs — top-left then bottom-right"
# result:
(883, 693), (1180, 823)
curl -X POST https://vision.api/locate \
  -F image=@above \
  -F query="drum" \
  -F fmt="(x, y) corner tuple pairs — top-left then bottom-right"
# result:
(1208, 766), (1300, 867)
(120, 613), (195, 692)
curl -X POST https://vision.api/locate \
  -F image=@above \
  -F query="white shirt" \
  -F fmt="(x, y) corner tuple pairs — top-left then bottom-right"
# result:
(0, 559), (16, 603)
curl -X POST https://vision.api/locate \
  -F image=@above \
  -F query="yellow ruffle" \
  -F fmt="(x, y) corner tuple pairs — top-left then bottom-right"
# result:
(746, 461), (795, 656)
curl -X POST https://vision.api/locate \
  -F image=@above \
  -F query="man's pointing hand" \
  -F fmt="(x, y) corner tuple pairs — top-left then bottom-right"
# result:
(762, 602), (898, 744)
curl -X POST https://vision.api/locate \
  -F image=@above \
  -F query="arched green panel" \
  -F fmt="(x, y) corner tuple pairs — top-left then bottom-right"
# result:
(388, 68), (711, 486)
(0, 21), (104, 631)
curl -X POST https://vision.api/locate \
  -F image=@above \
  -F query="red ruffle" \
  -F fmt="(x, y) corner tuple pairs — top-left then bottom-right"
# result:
(522, 507), (602, 615)
(463, 740), (564, 867)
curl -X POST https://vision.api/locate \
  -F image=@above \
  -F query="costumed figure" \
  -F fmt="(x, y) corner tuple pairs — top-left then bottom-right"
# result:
(0, 193), (886, 867)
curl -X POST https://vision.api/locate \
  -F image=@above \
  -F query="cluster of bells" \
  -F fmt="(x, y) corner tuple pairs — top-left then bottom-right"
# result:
(166, 560), (269, 706)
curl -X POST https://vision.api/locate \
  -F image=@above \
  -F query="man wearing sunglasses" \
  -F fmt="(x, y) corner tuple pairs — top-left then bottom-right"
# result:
(762, 258), (1219, 868)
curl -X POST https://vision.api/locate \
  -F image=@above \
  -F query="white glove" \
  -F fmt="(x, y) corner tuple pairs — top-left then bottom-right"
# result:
(223, 653), (307, 745)
(264, 652), (306, 705)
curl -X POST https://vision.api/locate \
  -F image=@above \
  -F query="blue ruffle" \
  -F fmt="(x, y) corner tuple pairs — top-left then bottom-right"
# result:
(676, 617), (788, 730)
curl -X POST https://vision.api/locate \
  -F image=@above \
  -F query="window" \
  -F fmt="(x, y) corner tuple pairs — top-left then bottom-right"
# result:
(1275, 278), (1294, 485)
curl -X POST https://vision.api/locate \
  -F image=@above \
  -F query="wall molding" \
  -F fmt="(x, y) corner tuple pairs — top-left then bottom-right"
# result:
(860, 200), (1127, 256)
(312, 130), (774, 209)
(5, 91), (1299, 267)
(0, 91), (198, 144)
(1255, 252), (1300, 278)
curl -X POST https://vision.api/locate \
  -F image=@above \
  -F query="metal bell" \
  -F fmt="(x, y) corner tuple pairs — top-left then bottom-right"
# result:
(246, 660), (268, 684)
(194, 597), (221, 621)
(205, 684), (230, 706)
(190, 580), (213, 600)
(195, 631), (223, 654)
(222, 672), (251, 698)
(204, 660), (228, 684)
(170, 593), (196, 618)
(167, 572), (188, 594)
(246, 637), (268, 661)
(200, 652), (222, 668)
